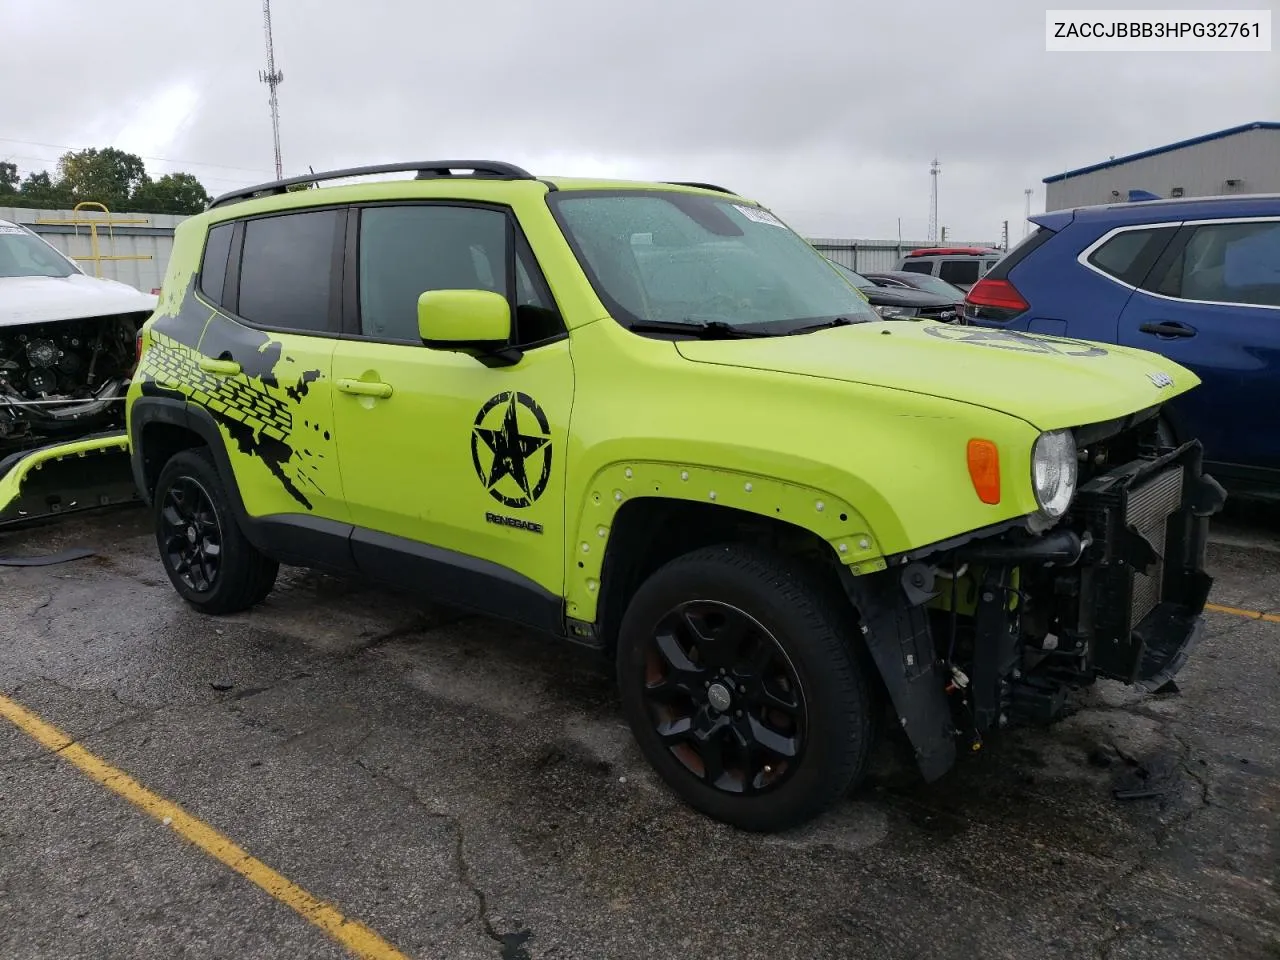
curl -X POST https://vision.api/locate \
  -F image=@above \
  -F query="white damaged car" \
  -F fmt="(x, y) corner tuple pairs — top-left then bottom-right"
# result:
(0, 218), (154, 524)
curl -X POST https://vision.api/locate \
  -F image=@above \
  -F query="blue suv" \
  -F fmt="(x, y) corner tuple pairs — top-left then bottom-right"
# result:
(963, 194), (1280, 497)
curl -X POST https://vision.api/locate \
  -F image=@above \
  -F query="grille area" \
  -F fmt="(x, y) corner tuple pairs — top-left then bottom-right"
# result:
(914, 305), (961, 322)
(1126, 466), (1184, 625)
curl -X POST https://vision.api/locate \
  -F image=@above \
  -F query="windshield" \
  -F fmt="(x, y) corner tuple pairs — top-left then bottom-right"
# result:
(0, 224), (78, 279)
(900, 274), (965, 298)
(549, 191), (879, 331)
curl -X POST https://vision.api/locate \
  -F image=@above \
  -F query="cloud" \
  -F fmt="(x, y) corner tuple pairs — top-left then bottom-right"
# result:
(3, 0), (1276, 238)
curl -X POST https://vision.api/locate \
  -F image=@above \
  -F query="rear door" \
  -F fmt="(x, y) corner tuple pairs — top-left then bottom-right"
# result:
(190, 208), (348, 523)
(1117, 216), (1280, 474)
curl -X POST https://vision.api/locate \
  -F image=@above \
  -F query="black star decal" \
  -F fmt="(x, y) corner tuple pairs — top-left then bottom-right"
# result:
(474, 394), (549, 502)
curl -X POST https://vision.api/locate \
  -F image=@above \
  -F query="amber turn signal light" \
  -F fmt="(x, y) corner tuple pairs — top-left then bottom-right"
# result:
(967, 439), (1000, 504)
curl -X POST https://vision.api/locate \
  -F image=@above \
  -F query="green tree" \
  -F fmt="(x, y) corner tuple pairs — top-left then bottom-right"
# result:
(17, 170), (73, 209)
(0, 162), (17, 197)
(131, 172), (211, 214)
(57, 147), (149, 209)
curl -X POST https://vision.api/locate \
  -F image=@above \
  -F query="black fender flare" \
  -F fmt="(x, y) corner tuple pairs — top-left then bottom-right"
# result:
(130, 396), (268, 555)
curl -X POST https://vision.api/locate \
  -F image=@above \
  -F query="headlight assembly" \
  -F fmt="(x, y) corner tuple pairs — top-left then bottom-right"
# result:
(874, 304), (913, 319)
(1031, 429), (1077, 519)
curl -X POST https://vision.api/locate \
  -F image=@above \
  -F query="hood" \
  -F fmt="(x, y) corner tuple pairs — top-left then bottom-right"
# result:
(0, 274), (157, 327)
(674, 320), (1198, 432)
(858, 285), (959, 308)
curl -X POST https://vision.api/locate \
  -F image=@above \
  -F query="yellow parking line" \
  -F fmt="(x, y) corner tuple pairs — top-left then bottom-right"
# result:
(1205, 602), (1280, 624)
(0, 692), (410, 960)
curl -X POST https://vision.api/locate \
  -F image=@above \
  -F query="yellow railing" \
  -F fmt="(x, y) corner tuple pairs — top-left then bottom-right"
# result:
(34, 201), (154, 278)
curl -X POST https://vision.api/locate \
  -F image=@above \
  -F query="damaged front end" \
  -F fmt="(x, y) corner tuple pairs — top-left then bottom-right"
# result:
(0, 314), (148, 527)
(0, 313), (145, 453)
(847, 408), (1226, 780)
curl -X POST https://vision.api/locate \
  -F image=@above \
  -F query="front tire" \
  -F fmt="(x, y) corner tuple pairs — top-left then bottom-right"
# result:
(616, 544), (877, 832)
(153, 448), (279, 615)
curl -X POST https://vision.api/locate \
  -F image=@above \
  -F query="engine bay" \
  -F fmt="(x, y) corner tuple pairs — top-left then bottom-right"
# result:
(0, 312), (147, 451)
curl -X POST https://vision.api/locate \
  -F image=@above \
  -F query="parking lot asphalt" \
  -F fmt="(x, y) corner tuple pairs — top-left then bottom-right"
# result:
(1, 503), (1278, 960)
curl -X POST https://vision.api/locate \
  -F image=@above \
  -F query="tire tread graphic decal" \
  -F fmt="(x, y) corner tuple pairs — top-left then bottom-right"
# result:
(139, 329), (326, 510)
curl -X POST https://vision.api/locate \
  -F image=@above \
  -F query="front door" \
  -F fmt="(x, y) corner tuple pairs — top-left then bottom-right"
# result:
(330, 201), (574, 605)
(1117, 217), (1280, 475)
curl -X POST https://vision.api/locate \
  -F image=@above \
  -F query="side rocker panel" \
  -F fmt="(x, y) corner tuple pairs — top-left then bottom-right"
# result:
(565, 460), (889, 624)
(131, 397), (563, 633)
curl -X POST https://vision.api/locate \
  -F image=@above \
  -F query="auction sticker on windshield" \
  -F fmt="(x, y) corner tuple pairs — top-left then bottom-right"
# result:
(734, 204), (786, 227)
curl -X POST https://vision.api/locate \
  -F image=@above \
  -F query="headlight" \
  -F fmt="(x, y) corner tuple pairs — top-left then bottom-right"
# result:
(874, 304), (913, 319)
(1031, 429), (1077, 518)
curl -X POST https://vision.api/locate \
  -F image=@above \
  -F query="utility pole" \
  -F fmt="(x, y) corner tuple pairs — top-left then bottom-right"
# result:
(1023, 188), (1033, 238)
(940, 225), (948, 243)
(928, 157), (940, 243)
(259, 0), (285, 180)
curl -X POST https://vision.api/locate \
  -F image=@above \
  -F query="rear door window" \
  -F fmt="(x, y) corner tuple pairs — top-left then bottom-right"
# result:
(236, 209), (342, 333)
(900, 260), (933, 274)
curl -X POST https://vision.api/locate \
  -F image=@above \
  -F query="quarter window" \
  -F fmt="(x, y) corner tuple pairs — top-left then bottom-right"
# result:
(1155, 221), (1280, 307)
(1087, 226), (1176, 286)
(199, 223), (233, 305)
(237, 210), (341, 332)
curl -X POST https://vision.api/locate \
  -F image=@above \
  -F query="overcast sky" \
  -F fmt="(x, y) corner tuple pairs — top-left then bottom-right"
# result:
(3, 0), (1277, 241)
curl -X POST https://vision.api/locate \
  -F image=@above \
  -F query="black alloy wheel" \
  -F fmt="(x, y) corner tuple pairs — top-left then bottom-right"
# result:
(617, 544), (877, 832)
(643, 600), (807, 795)
(159, 476), (222, 592)
(153, 448), (279, 614)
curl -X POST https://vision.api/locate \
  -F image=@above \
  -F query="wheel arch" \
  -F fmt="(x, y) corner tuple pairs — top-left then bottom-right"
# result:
(568, 460), (890, 649)
(129, 396), (270, 555)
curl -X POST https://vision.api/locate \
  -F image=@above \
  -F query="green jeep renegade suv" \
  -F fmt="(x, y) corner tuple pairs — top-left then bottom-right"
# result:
(126, 161), (1225, 832)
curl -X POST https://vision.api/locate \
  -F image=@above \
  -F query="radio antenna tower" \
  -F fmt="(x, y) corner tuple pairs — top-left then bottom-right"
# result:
(259, 0), (285, 179)
(927, 157), (940, 243)
(1023, 188), (1033, 237)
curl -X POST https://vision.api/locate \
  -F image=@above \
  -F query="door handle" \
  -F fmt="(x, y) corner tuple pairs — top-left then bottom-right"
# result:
(336, 378), (393, 399)
(1138, 321), (1196, 339)
(198, 357), (241, 376)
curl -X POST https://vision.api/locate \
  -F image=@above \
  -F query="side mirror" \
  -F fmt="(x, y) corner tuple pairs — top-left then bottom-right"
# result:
(417, 289), (519, 367)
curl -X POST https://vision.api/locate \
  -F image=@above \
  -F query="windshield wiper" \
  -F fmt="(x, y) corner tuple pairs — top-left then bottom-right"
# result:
(783, 316), (864, 335)
(626, 319), (772, 339)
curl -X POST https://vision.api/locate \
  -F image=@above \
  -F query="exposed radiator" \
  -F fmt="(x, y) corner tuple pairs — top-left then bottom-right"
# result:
(1126, 466), (1184, 625)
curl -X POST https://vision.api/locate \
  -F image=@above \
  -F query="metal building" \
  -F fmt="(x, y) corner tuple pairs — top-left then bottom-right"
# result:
(1, 204), (183, 293)
(1042, 121), (1280, 212)
(809, 237), (999, 273)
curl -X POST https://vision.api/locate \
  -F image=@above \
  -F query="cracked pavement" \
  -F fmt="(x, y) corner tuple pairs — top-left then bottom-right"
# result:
(0, 504), (1278, 960)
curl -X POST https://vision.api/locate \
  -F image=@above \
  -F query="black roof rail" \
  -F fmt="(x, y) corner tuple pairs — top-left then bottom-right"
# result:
(663, 181), (737, 195)
(207, 160), (537, 209)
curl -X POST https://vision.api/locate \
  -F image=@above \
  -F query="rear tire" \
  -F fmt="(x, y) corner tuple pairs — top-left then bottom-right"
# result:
(616, 544), (876, 832)
(153, 448), (278, 615)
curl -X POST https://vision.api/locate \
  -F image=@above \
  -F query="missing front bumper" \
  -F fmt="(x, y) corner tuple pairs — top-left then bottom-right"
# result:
(0, 432), (137, 528)
(1070, 438), (1224, 685)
